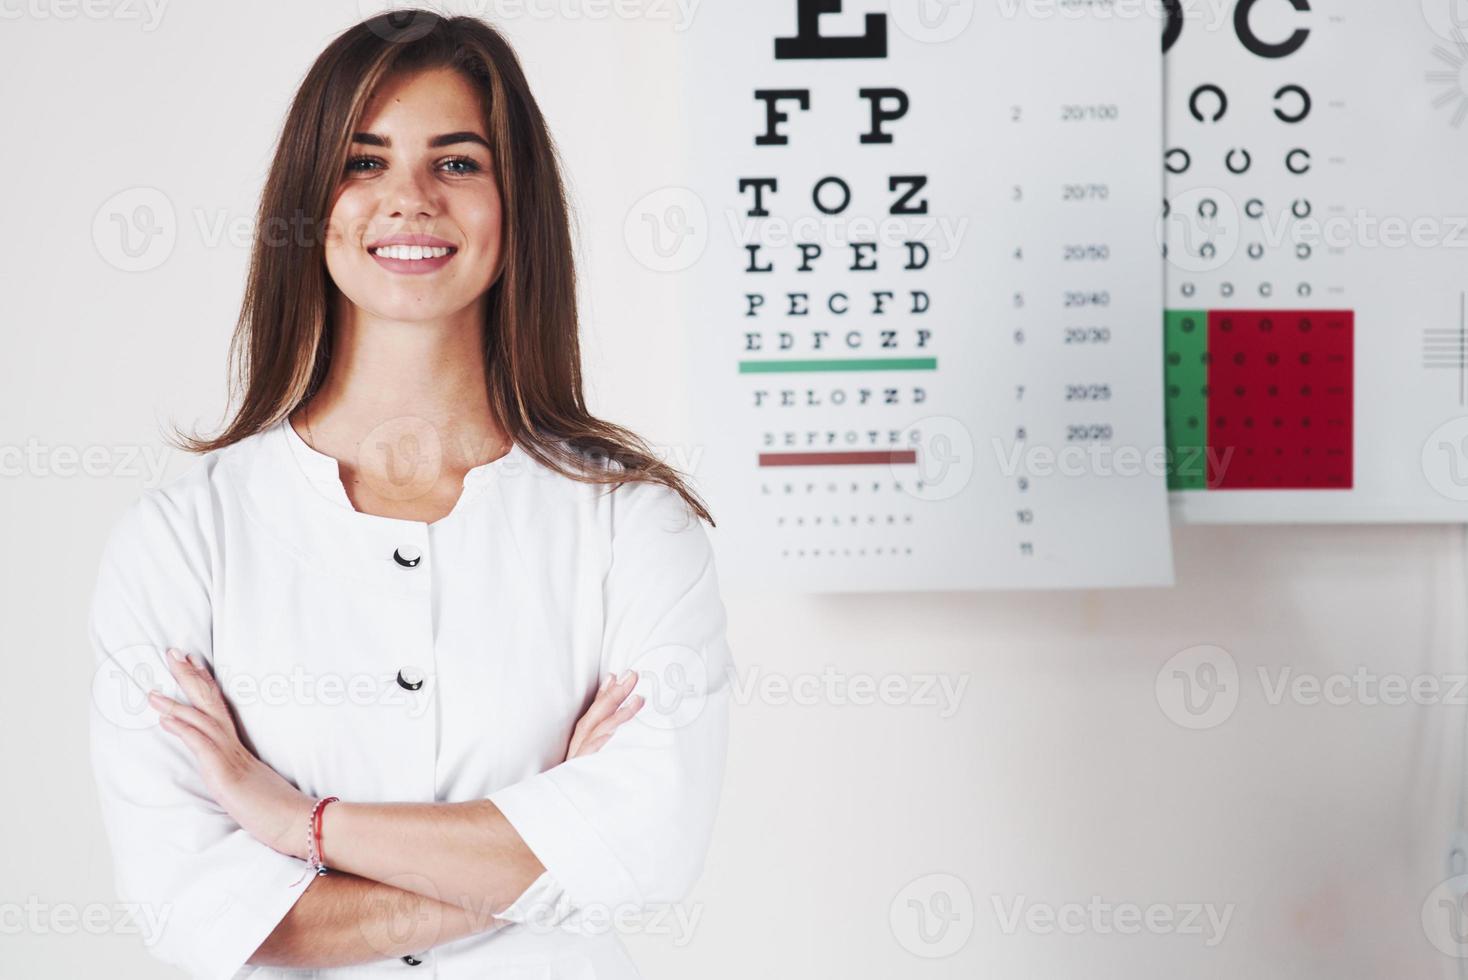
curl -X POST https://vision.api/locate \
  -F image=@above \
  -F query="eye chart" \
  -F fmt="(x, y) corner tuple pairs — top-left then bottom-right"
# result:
(1162, 0), (1468, 522)
(671, 1), (1175, 593)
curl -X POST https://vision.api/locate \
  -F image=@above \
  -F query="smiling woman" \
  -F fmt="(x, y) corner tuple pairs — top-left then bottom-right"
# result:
(85, 9), (731, 980)
(348, 126), (492, 276)
(331, 72), (503, 305)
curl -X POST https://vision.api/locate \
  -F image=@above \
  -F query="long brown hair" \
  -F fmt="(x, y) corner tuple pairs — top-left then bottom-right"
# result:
(170, 9), (713, 526)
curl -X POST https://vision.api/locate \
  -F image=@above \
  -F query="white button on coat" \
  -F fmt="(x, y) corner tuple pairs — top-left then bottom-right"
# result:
(86, 418), (733, 979)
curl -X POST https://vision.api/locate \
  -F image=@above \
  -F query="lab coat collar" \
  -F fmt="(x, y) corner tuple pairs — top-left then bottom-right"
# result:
(224, 418), (530, 592)
(277, 415), (522, 513)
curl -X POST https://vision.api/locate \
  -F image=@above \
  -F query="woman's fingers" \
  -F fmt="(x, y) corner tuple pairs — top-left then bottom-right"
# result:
(579, 732), (613, 755)
(161, 651), (223, 712)
(578, 704), (642, 757)
(588, 694), (645, 741)
(575, 694), (645, 758)
(566, 678), (646, 760)
(567, 675), (620, 757)
(154, 708), (216, 759)
(162, 648), (237, 736)
(148, 690), (224, 742)
(575, 670), (639, 735)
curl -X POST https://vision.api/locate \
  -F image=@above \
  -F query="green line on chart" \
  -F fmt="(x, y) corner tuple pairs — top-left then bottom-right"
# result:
(738, 357), (938, 374)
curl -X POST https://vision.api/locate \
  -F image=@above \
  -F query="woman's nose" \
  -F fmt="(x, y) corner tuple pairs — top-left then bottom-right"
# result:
(385, 166), (437, 219)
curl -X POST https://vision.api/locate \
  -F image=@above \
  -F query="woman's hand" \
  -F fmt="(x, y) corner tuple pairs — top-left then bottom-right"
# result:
(565, 670), (644, 761)
(147, 647), (314, 861)
(146, 650), (642, 860)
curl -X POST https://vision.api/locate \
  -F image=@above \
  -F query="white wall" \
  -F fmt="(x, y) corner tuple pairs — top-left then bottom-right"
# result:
(3, 3), (1465, 977)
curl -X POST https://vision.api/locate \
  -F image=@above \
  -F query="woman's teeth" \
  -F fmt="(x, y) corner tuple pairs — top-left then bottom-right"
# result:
(371, 245), (453, 260)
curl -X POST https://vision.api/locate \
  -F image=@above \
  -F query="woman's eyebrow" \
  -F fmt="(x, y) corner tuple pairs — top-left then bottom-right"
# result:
(351, 131), (491, 150)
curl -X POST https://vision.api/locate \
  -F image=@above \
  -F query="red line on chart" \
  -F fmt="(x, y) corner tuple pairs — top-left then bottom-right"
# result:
(758, 450), (919, 467)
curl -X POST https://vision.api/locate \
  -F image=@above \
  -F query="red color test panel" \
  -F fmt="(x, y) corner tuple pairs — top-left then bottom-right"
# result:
(1205, 310), (1353, 490)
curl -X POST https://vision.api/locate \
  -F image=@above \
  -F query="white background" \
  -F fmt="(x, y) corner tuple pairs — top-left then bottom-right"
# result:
(3, 2), (1468, 977)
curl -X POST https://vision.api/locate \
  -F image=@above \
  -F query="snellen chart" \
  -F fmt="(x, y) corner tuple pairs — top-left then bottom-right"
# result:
(677, 1), (1175, 593)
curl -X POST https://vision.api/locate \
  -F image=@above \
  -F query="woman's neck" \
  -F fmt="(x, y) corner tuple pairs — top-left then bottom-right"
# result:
(293, 299), (510, 470)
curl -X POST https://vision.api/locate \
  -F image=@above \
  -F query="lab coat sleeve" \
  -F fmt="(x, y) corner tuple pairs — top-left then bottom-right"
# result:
(87, 489), (315, 980)
(489, 478), (732, 921)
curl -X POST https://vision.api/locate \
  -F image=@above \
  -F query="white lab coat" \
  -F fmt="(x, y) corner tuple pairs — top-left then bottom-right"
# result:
(86, 417), (732, 979)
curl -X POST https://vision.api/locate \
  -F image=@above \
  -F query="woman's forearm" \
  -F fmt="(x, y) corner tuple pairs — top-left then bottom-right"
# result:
(312, 799), (546, 919)
(248, 868), (504, 969)
(148, 652), (641, 937)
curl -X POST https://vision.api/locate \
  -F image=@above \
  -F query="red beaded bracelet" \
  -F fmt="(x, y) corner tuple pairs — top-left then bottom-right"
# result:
(314, 796), (339, 868)
(288, 796), (340, 886)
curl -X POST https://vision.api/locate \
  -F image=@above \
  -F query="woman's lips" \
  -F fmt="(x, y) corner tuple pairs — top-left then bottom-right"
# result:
(368, 245), (458, 275)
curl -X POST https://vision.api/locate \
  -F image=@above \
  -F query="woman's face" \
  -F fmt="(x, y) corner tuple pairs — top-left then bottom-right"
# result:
(324, 67), (503, 323)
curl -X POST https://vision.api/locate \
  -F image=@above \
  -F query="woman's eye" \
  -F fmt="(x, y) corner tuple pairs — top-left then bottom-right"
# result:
(342, 155), (481, 176)
(441, 156), (482, 175)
